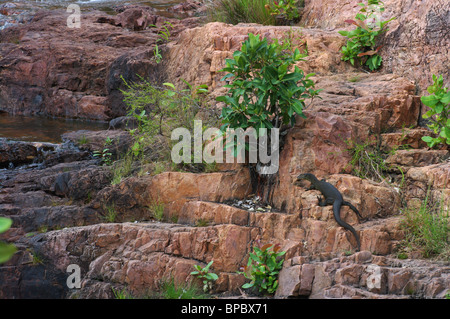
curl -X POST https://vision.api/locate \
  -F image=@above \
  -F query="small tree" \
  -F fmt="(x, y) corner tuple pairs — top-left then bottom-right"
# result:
(217, 33), (320, 202)
(239, 243), (286, 295)
(338, 0), (395, 71)
(218, 33), (320, 136)
(421, 74), (450, 148)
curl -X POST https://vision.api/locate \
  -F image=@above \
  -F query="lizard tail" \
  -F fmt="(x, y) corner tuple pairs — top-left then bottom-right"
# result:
(343, 201), (363, 220)
(333, 201), (361, 251)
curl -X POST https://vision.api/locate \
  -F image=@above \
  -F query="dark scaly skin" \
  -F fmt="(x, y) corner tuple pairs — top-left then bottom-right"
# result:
(295, 173), (362, 251)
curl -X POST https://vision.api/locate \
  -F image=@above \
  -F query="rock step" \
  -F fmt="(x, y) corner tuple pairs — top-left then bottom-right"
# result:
(385, 149), (449, 173)
(11, 221), (259, 298)
(276, 251), (450, 299)
(381, 128), (433, 150)
(177, 200), (403, 257)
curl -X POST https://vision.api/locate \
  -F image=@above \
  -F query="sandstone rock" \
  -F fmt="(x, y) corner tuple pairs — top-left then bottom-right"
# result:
(146, 170), (252, 219)
(275, 264), (301, 297)
(24, 222), (259, 296)
(381, 128), (431, 150)
(385, 149), (449, 171)
(299, 0), (450, 93)
(277, 252), (450, 299)
(165, 22), (353, 100)
(113, 8), (157, 31)
(168, 0), (206, 16)
(0, 8), (198, 120)
(178, 200), (249, 226)
(405, 161), (450, 208)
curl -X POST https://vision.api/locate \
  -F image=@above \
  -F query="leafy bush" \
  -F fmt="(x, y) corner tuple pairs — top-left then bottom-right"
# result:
(420, 74), (450, 148)
(121, 77), (206, 153)
(190, 260), (219, 292)
(208, 0), (275, 25)
(117, 76), (219, 179)
(267, 0), (302, 22)
(93, 137), (113, 166)
(218, 33), (320, 138)
(239, 243), (286, 294)
(338, 0), (395, 71)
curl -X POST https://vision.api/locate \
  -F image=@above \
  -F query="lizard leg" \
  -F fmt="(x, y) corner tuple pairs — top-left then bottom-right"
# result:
(318, 197), (334, 206)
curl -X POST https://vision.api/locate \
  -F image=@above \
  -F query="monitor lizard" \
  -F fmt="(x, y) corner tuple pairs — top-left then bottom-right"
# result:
(295, 173), (362, 251)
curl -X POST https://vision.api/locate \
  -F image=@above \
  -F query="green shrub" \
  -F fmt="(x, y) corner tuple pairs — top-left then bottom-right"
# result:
(267, 0), (302, 22)
(117, 76), (219, 178)
(239, 243), (286, 295)
(420, 74), (450, 148)
(149, 199), (165, 221)
(121, 77), (205, 154)
(218, 33), (320, 140)
(190, 260), (219, 292)
(338, 0), (395, 71)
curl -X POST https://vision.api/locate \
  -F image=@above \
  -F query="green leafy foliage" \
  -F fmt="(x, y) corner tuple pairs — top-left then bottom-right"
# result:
(0, 217), (16, 264)
(338, 0), (395, 71)
(93, 137), (113, 166)
(149, 21), (173, 64)
(239, 243), (286, 295)
(190, 260), (219, 292)
(121, 76), (208, 160)
(267, 0), (301, 22)
(421, 74), (450, 148)
(218, 33), (320, 138)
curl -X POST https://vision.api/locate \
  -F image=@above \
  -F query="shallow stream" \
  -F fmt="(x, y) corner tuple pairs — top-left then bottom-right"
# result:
(0, 112), (108, 143)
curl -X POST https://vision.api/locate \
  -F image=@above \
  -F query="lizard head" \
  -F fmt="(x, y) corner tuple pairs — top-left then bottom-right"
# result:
(294, 173), (315, 185)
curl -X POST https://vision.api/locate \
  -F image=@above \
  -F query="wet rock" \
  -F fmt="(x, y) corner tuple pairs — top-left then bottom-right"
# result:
(49, 165), (112, 200)
(0, 253), (68, 299)
(108, 116), (138, 130)
(0, 138), (37, 167)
